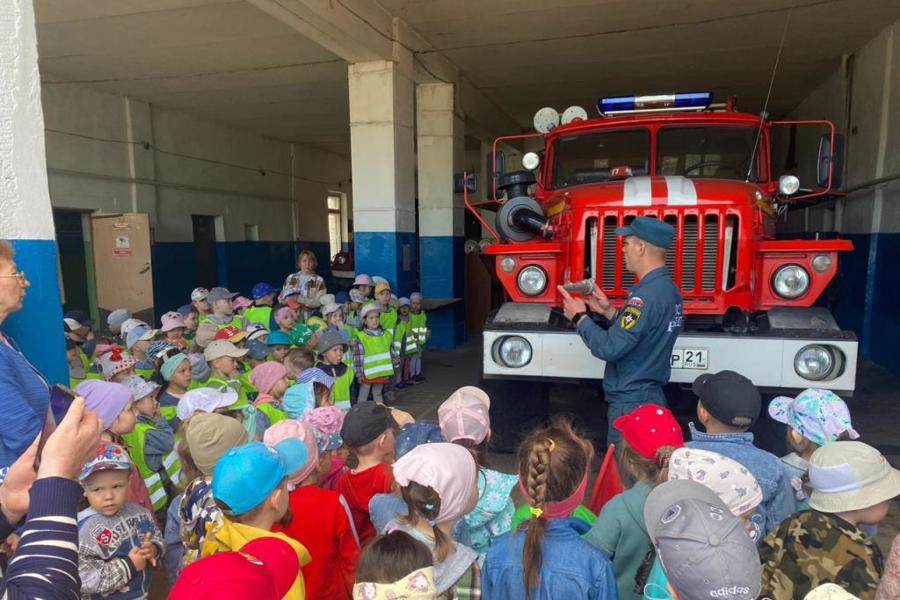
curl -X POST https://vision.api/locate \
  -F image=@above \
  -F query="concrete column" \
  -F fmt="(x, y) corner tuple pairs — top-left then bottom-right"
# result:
(349, 49), (417, 295)
(416, 82), (465, 348)
(0, 0), (67, 384)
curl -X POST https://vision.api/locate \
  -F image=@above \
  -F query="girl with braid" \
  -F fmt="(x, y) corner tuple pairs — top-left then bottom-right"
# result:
(387, 443), (481, 599)
(482, 417), (617, 599)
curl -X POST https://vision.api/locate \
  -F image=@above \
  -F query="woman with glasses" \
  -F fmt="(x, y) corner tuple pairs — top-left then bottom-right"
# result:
(0, 240), (51, 480)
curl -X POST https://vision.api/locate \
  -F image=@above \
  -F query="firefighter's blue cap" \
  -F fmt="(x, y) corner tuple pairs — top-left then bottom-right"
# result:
(616, 216), (675, 249)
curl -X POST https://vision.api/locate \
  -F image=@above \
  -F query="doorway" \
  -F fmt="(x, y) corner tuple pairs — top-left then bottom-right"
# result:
(192, 215), (218, 288)
(53, 209), (95, 318)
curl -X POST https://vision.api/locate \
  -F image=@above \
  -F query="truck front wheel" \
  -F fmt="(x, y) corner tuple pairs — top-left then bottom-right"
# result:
(482, 378), (550, 453)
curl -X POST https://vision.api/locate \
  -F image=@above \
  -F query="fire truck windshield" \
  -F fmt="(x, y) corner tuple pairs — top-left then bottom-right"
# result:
(549, 125), (761, 189)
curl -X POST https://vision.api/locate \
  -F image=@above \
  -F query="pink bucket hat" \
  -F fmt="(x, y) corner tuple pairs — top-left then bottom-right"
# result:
(438, 386), (491, 444)
(263, 419), (319, 487)
(160, 311), (185, 332)
(232, 296), (253, 311)
(353, 274), (373, 286)
(250, 361), (288, 396)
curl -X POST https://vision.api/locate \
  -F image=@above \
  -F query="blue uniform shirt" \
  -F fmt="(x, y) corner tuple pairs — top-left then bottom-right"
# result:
(575, 267), (683, 402)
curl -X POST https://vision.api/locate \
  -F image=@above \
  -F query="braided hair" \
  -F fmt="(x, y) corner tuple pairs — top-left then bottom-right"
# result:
(518, 417), (593, 597)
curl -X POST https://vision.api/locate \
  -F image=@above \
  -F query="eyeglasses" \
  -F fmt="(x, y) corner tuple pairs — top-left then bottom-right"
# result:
(0, 272), (27, 284)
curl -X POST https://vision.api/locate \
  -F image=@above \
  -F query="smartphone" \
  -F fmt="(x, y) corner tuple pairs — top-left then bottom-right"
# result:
(37, 385), (77, 470)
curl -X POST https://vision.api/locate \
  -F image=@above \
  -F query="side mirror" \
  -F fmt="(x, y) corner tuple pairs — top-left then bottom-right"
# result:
(453, 172), (477, 194)
(817, 133), (844, 189)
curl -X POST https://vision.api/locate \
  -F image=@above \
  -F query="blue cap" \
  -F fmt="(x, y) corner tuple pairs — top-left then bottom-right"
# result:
(267, 331), (292, 347)
(177, 304), (194, 317)
(247, 339), (270, 361)
(212, 440), (307, 515)
(335, 291), (349, 304)
(615, 216), (676, 249)
(252, 282), (279, 300)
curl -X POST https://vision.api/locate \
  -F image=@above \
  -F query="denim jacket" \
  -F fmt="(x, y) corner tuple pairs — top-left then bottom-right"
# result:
(687, 423), (795, 538)
(482, 518), (617, 600)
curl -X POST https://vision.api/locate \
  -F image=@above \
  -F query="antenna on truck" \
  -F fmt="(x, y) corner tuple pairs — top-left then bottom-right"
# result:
(746, 9), (793, 182)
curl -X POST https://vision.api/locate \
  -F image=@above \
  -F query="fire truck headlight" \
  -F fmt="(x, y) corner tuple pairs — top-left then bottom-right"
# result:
(494, 336), (532, 368)
(522, 152), (541, 171)
(778, 175), (801, 196)
(772, 264), (810, 299)
(517, 266), (547, 296)
(811, 254), (833, 273)
(794, 344), (840, 381)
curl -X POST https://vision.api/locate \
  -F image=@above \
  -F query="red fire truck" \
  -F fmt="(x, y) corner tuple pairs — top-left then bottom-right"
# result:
(466, 93), (857, 445)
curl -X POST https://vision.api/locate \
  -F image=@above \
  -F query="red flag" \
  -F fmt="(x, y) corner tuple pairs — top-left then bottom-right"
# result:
(587, 444), (624, 515)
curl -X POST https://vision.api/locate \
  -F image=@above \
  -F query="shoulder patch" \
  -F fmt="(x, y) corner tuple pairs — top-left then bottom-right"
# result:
(626, 296), (644, 308)
(620, 306), (642, 331)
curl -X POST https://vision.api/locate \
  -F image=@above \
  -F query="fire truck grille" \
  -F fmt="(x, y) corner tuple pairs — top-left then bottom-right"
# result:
(594, 212), (720, 295)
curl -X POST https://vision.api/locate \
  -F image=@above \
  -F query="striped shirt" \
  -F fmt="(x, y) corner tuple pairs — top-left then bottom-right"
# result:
(1, 477), (83, 599)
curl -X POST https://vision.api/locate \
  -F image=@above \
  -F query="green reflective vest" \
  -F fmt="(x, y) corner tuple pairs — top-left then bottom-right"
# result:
(332, 366), (355, 410)
(358, 332), (394, 379)
(206, 376), (250, 409)
(392, 320), (418, 357)
(379, 307), (398, 332)
(199, 314), (245, 330)
(122, 421), (182, 512)
(244, 306), (272, 330)
(135, 366), (156, 380)
(257, 402), (289, 426)
(409, 311), (427, 348)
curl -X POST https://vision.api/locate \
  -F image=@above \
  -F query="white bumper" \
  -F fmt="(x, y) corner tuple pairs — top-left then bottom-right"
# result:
(483, 329), (858, 394)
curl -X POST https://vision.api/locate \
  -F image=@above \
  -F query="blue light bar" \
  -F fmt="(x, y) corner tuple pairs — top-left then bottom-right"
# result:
(597, 92), (713, 115)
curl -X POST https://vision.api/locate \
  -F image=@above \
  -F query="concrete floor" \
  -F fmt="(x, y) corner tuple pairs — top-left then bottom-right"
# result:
(394, 339), (900, 553)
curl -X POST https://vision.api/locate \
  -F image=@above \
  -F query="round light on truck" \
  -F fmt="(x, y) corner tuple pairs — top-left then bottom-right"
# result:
(496, 336), (532, 368)
(522, 152), (541, 171)
(772, 264), (810, 299)
(811, 254), (833, 273)
(517, 266), (547, 296)
(794, 344), (842, 381)
(500, 257), (517, 273)
(778, 174), (801, 196)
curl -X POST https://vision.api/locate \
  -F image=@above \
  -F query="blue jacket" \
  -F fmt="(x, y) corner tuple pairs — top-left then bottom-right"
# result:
(482, 518), (618, 600)
(576, 267), (682, 402)
(0, 336), (50, 478)
(687, 423), (795, 538)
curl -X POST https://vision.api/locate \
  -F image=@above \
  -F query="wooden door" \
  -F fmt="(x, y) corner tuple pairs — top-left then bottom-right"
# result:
(91, 213), (154, 329)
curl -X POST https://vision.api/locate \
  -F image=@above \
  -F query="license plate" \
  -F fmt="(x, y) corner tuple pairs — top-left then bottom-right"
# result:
(671, 348), (709, 370)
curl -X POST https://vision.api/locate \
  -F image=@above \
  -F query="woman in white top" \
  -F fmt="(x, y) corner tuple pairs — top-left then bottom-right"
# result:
(281, 250), (327, 321)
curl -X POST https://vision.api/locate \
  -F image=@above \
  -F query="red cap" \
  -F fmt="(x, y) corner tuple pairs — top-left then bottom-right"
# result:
(613, 404), (683, 459)
(215, 326), (247, 343)
(170, 537), (299, 600)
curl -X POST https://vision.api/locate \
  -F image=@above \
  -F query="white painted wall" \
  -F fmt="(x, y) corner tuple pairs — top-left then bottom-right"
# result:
(40, 82), (351, 244)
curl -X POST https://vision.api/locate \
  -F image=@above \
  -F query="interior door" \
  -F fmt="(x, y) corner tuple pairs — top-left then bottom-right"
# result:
(91, 213), (154, 330)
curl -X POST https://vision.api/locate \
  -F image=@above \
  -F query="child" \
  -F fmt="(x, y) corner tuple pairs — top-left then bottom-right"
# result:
(107, 308), (132, 338)
(583, 404), (682, 600)
(267, 420), (360, 599)
(438, 386), (516, 561)
(171, 537), (301, 600)
(285, 346), (316, 381)
(207, 441), (312, 598)
(249, 361), (291, 424)
(78, 442), (164, 600)
(177, 305), (199, 342)
(354, 304), (399, 404)
(640, 448), (763, 599)
(314, 329), (355, 410)
(759, 441), (900, 600)
(177, 412), (248, 565)
(269, 329), (294, 362)
(768, 389), (860, 511)
(304, 406), (348, 490)
(354, 532), (436, 600)
(203, 339), (250, 403)
(375, 282), (398, 331)
(483, 417), (617, 600)
(121, 375), (182, 517)
(246, 282), (279, 330)
(199, 286), (247, 330)
(156, 350), (193, 429)
(191, 287), (210, 315)
(386, 443), (480, 598)
(687, 370), (794, 537)
(336, 402), (399, 545)
(126, 325), (158, 368)
(408, 292), (428, 382)
(98, 347), (137, 383)
(322, 301), (356, 352)
(160, 311), (189, 349)
(214, 325), (248, 346)
(644, 480), (762, 600)
(232, 296), (253, 316)
(191, 322), (219, 353)
(350, 274), (373, 304)
(245, 339), (270, 368)
(68, 339), (88, 388)
(393, 297), (418, 389)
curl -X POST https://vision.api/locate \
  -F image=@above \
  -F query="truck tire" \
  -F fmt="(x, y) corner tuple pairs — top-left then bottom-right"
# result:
(483, 378), (550, 453)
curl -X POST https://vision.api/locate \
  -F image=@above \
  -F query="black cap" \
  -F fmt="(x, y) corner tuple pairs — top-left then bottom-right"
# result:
(341, 402), (394, 447)
(64, 309), (94, 328)
(692, 370), (761, 428)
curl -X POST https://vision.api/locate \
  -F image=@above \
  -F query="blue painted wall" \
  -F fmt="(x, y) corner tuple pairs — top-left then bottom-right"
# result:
(420, 235), (466, 349)
(866, 232), (900, 375)
(1, 239), (68, 386)
(354, 231), (418, 297)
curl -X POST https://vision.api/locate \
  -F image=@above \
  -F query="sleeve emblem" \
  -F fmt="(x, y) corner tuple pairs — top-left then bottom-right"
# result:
(620, 306), (642, 330)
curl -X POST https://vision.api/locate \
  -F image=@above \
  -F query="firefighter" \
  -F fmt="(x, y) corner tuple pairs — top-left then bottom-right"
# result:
(558, 216), (683, 445)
